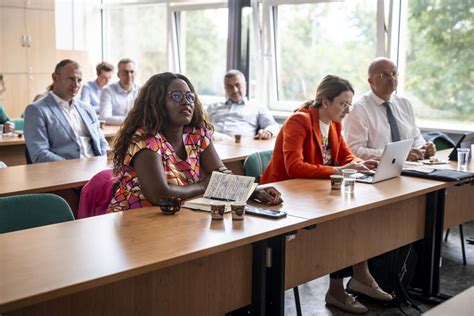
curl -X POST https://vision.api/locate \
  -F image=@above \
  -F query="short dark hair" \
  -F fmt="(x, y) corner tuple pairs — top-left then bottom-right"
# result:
(96, 61), (114, 75)
(54, 59), (80, 74)
(117, 58), (135, 70)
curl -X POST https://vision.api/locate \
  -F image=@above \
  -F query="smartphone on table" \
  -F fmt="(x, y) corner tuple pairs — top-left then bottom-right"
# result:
(245, 206), (287, 219)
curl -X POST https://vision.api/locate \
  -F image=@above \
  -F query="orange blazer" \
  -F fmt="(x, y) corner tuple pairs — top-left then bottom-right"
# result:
(261, 106), (359, 183)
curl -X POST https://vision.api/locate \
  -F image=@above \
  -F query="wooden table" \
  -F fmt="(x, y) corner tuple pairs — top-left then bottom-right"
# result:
(0, 137), (275, 197)
(0, 125), (120, 166)
(1, 149), (471, 314)
(257, 176), (450, 292)
(433, 150), (474, 230)
(0, 173), (457, 315)
(0, 208), (308, 315)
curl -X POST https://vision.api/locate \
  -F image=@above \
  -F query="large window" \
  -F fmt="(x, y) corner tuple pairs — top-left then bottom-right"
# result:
(178, 8), (228, 97)
(398, 0), (474, 130)
(273, 1), (379, 110)
(103, 3), (167, 84)
(55, 0), (102, 79)
(58, 0), (473, 131)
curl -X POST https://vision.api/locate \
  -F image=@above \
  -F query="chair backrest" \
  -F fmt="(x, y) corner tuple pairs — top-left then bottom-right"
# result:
(11, 118), (24, 131)
(422, 132), (456, 151)
(77, 169), (118, 219)
(0, 193), (75, 234)
(243, 150), (273, 183)
(25, 147), (33, 164)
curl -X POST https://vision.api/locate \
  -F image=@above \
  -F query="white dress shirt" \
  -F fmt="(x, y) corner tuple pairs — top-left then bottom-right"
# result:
(343, 90), (426, 160)
(51, 92), (94, 158)
(206, 98), (280, 137)
(99, 82), (140, 125)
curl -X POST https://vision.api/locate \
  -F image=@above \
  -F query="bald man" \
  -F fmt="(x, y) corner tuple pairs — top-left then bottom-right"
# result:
(343, 57), (435, 161)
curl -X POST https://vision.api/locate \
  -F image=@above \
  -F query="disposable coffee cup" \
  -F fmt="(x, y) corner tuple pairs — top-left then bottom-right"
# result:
(234, 134), (241, 143)
(330, 175), (343, 190)
(231, 201), (246, 220)
(343, 178), (356, 194)
(210, 201), (225, 220)
(457, 148), (470, 171)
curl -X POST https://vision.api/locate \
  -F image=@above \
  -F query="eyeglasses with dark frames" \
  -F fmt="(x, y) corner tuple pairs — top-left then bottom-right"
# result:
(168, 91), (196, 103)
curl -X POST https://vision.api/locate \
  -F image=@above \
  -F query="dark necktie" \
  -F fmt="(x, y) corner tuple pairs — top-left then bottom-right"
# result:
(383, 101), (401, 142)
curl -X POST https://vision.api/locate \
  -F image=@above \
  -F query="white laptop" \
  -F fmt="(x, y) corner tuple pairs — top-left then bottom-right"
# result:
(351, 139), (414, 184)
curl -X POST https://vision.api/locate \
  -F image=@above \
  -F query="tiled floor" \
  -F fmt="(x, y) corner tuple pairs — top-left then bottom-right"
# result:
(284, 220), (474, 315)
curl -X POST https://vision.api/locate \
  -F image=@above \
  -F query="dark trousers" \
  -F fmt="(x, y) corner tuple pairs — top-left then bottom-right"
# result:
(330, 266), (353, 279)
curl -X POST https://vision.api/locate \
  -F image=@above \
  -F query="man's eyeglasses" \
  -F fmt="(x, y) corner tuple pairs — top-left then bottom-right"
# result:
(168, 91), (196, 103)
(371, 71), (399, 79)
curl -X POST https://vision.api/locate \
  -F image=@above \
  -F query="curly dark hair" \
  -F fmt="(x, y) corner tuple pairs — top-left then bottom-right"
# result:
(112, 72), (213, 174)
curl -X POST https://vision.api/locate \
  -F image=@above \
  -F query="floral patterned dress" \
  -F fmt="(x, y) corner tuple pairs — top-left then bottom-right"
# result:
(107, 126), (211, 212)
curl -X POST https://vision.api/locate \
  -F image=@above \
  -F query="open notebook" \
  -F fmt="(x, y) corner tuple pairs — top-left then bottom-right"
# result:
(183, 171), (257, 212)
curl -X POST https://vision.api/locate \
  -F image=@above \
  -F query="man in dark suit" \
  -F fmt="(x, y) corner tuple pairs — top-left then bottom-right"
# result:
(25, 59), (108, 163)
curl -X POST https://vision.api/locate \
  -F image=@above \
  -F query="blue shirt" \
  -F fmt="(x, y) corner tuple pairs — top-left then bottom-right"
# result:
(80, 80), (101, 113)
(206, 99), (280, 137)
(99, 82), (140, 126)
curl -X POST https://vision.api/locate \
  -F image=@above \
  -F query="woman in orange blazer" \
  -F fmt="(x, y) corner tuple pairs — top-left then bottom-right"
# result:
(261, 75), (391, 314)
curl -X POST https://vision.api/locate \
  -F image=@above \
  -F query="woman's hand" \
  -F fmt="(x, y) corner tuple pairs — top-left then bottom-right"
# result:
(362, 159), (378, 170)
(339, 161), (371, 173)
(251, 186), (283, 205)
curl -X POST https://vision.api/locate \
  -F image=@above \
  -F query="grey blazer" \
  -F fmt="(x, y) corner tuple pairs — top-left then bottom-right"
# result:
(24, 93), (108, 163)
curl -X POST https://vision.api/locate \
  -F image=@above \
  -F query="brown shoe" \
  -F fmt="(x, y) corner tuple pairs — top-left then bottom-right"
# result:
(347, 278), (393, 301)
(325, 292), (368, 314)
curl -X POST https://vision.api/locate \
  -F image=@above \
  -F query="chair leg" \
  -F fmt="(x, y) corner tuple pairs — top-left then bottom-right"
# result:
(444, 228), (450, 241)
(459, 224), (467, 265)
(293, 286), (302, 316)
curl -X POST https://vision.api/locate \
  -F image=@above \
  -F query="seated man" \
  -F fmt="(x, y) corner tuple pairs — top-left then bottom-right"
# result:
(99, 58), (140, 125)
(206, 69), (279, 140)
(0, 74), (15, 133)
(344, 57), (435, 161)
(80, 61), (114, 113)
(24, 59), (108, 163)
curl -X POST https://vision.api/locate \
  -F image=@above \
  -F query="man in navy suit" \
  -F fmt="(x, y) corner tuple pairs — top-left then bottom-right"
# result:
(25, 59), (108, 163)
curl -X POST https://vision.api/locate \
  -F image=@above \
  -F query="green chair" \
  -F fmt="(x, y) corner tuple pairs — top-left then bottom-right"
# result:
(243, 150), (274, 183)
(11, 118), (24, 131)
(422, 131), (456, 150)
(0, 193), (75, 234)
(243, 150), (302, 316)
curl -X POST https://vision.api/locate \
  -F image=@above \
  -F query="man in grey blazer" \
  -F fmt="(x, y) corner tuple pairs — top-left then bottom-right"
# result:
(25, 59), (108, 163)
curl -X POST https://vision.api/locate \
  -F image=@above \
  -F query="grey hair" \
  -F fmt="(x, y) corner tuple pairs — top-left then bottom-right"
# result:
(224, 69), (246, 82)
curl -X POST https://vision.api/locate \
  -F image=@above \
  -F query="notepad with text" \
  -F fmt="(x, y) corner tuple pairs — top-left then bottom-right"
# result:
(183, 172), (257, 211)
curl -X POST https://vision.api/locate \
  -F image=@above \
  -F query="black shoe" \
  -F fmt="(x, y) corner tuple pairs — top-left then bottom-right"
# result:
(466, 237), (474, 244)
